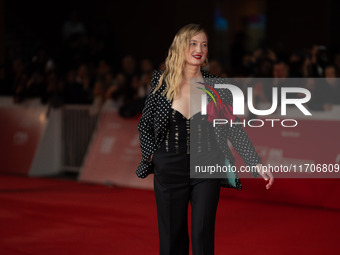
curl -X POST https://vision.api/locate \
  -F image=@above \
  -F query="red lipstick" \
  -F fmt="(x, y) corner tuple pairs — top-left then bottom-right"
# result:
(193, 54), (202, 59)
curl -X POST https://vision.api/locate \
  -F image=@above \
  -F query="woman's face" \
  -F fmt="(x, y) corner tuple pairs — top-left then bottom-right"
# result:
(185, 32), (208, 67)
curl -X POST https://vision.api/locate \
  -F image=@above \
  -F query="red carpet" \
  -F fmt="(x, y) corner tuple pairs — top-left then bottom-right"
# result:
(0, 174), (339, 255)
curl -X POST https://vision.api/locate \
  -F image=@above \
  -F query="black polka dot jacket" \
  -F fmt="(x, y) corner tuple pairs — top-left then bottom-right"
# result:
(136, 69), (262, 190)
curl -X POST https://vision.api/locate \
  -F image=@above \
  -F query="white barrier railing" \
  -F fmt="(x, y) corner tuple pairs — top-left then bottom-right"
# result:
(61, 105), (99, 172)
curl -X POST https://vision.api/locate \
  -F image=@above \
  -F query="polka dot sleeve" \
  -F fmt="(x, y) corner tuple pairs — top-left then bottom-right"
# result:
(136, 70), (161, 178)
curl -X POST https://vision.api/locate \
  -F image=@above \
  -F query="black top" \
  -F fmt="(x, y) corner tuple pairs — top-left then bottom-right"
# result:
(157, 108), (225, 165)
(157, 107), (191, 154)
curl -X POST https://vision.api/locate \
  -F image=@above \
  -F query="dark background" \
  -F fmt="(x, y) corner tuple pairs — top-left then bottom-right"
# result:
(1, 0), (340, 67)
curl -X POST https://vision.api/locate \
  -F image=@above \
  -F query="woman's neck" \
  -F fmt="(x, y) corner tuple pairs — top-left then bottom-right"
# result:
(182, 65), (202, 82)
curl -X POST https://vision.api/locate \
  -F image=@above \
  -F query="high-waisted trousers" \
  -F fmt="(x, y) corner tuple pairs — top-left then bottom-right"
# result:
(152, 149), (221, 255)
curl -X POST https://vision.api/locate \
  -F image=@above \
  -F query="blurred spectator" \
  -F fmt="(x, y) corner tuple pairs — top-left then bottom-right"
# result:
(333, 53), (340, 74)
(41, 71), (64, 107)
(324, 65), (338, 78)
(117, 55), (139, 97)
(208, 59), (227, 77)
(254, 57), (274, 77)
(25, 71), (45, 98)
(138, 58), (154, 96)
(92, 70), (116, 111)
(120, 55), (138, 77)
(307, 65), (340, 111)
(251, 48), (276, 77)
(28, 47), (48, 74)
(241, 54), (255, 77)
(104, 73), (125, 108)
(12, 59), (27, 103)
(254, 60), (290, 109)
(303, 44), (329, 77)
(116, 55), (141, 117)
(63, 65), (92, 104)
(13, 73), (28, 103)
(95, 60), (111, 79)
(273, 60), (290, 78)
(288, 51), (305, 77)
(324, 66), (340, 105)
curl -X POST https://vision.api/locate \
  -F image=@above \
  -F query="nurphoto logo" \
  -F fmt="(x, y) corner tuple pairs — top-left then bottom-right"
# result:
(197, 80), (313, 128)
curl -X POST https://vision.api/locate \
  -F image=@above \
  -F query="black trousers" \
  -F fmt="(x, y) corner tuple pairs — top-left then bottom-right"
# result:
(152, 150), (221, 255)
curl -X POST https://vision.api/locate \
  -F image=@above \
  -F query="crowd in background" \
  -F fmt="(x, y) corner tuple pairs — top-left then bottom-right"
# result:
(1, 11), (340, 117)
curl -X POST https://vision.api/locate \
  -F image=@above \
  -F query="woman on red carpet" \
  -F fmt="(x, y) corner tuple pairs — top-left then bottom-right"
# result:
(137, 23), (274, 255)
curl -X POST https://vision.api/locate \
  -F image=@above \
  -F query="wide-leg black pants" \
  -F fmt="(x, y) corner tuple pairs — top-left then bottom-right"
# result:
(152, 150), (221, 255)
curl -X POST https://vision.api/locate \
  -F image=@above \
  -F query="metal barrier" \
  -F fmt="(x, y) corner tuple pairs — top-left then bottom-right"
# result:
(61, 105), (99, 172)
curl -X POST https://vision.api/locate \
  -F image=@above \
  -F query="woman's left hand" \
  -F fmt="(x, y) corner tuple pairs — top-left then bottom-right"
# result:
(256, 164), (274, 189)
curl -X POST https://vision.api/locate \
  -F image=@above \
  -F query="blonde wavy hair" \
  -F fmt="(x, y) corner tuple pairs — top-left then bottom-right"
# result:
(153, 24), (208, 100)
